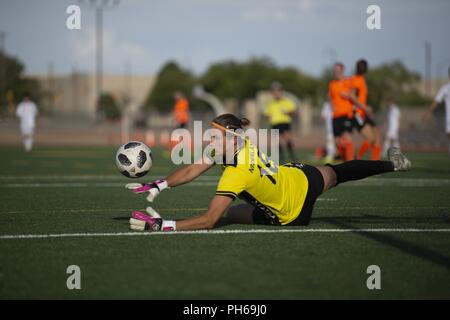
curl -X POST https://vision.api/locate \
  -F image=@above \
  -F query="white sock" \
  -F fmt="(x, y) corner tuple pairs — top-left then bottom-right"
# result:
(382, 140), (390, 155)
(326, 135), (336, 158)
(24, 137), (33, 152)
(393, 139), (400, 149)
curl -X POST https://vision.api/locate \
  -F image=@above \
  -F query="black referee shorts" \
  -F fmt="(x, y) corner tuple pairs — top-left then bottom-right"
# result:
(332, 116), (353, 136)
(353, 113), (377, 132)
(251, 164), (324, 226)
(271, 123), (292, 134)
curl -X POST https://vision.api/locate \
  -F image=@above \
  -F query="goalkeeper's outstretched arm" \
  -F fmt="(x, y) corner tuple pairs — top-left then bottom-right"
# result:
(126, 156), (214, 203)
(176, 195), (233, 230)
(165, 160), (213, 187)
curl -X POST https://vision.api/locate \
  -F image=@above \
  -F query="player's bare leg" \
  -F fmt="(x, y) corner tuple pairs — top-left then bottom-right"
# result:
(370, 126), (382, 160)
(357, 124), (381, 160)
(337, 131), (354, 161)
(279, 133), (287, 163)
(283, 130), (297, 162)
(316, 166), (337, 192)
(357, 124), (375, 159)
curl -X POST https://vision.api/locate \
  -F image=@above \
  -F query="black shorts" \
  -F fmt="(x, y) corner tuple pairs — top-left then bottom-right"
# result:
(353, 113), (376, 132)
(272, 123), (291, 134)
(332, 116), (353, 136)
(252, 164), (324, 226)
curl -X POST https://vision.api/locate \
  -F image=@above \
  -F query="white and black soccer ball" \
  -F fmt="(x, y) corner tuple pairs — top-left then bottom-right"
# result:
(116, 141), (153, 178)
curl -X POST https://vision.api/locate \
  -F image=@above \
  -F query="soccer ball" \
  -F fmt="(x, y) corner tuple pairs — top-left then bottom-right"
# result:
(116, 141), (153, 178)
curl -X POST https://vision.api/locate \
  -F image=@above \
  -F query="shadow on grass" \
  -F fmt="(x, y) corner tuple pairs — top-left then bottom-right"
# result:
(314, 214), (450, 224)
(322, 218), (450, 270)
(112, 216), (129, 221)
(111, 214), (450, 269)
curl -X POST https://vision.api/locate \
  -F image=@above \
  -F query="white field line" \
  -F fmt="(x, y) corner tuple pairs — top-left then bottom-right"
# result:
(1, 176), (450, 188)
(0, 173), (450, 183)
(1, 199), (339, 215)
(3, 207), (210, 214)
(1, 181), (450, 188)
(1, 228), (450, 240)
(314, 206), (450, 210)
(0, 175), (221, 181)
(3, 205), (448, 215)
(0, 182), (145, 188)
(0, 182), (220, 188)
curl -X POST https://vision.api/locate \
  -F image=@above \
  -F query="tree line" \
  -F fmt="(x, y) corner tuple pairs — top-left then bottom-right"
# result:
(144, 57), (430, 114)
(0, 53), (429, 119)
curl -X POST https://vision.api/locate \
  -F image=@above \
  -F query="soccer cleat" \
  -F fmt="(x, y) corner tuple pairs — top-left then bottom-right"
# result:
(387, 147), (411, 171)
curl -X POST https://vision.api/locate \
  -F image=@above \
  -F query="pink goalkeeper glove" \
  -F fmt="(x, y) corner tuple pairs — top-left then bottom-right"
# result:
(125, 179), (169, 203)
(129, 207), (176, 232)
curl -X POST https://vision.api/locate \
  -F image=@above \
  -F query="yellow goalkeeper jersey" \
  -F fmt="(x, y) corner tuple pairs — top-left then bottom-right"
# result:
(264, 97), (296, 125)
(215, 139), (308, 225)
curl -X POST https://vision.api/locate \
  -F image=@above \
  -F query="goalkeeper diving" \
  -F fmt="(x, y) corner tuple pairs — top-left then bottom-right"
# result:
(127, 114), (411, 232)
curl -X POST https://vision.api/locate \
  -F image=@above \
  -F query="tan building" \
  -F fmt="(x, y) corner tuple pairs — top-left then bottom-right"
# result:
(30, 73), (156, 120)
(418, 78), (449, 99)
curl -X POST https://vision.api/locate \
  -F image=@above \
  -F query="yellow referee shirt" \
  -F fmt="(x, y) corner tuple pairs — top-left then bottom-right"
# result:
(215, 139), (308, 225)
(264, 97), (296, 125)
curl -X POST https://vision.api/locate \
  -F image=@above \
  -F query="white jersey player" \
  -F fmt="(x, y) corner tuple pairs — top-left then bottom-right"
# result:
(16, 95), (38, 152)
(424, 67), (450, 155)
(383, 102), (401, 154)
(321, 100), (336, 161)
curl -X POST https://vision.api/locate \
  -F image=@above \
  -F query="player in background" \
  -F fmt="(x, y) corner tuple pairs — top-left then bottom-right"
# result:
(320, 99), (336, 162)
(173, 91), (190, 129)
(126, 114), (411, 232)
(264, 82), (297, 163)
(15, 93), (38, 152)
(383, 97), (401, 154)
(349, 59), (382, 160)
(328, 62), (354, 161)
(423, 67), (450, 155)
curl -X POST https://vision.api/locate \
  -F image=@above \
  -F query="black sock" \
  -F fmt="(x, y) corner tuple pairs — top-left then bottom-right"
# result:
(327, 160), (394, 185)
(287, 142), (296, 160)
(279, 145), (285, 163)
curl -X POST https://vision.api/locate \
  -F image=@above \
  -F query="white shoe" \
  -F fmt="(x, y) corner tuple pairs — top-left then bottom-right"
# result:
(387, 147), (411, 171)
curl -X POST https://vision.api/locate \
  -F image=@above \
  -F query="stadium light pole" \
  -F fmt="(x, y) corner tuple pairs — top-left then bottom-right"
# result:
(78, 0), (119, 121)
(435, 59), (450, 93)
(323, 47), (337, 67)
(0, 31), (5, 113)
(424, 41), (432, 97)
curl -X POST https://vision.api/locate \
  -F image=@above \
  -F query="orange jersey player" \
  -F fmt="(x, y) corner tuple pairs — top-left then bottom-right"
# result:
(328, 62), (354, 161)
(349, 59), (382, 160)
(351, 73), (368, 119)
(329, 77), (354, 119)
(173, 91), (190, 129)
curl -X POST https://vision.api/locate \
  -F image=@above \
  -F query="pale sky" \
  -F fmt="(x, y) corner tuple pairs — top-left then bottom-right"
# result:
(1, 0), (449, 78)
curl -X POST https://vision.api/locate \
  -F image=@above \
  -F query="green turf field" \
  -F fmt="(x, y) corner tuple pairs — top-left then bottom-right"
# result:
(0, 146), (449, 299)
